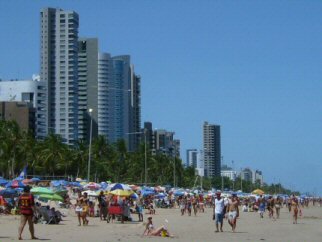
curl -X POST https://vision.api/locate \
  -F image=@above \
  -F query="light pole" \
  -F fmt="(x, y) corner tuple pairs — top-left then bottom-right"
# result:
(126, 130), (147, 186)
(87, 108), (93, 182)
(240, 168), (243, 191)
(221, 156), (224, 191)
(173, 155), (176, 188)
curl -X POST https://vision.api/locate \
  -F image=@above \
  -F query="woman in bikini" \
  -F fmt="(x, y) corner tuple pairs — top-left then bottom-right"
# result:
(275, 196), (282, 219)
(143, 216), (173, 237)
(291, 195), (299, 224)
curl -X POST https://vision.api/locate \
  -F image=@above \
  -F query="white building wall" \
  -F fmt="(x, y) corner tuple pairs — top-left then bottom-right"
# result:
(0, 79), (39, 107)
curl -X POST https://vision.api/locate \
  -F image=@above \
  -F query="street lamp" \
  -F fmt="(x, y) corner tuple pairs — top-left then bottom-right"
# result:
(126, 130), (147, 186)
(87, 108), (93, 182)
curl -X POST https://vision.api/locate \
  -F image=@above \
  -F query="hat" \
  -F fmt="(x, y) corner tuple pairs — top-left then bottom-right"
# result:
(216, 191), (221, 195)
(232, 192), (237, 197)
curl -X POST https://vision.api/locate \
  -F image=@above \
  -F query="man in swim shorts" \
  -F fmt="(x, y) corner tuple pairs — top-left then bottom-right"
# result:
(226, 193), (239, 232)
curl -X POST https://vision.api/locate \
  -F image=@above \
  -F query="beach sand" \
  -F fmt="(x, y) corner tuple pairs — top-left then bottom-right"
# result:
(0, 205), (321, 242)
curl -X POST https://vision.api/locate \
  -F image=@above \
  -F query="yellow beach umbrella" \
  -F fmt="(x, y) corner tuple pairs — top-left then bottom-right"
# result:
(109, 189), (133, 197)
(252, 189), (265, 195)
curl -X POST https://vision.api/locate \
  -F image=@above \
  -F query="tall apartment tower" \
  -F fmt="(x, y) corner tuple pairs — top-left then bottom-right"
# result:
(38, 8), (79, 144)
(97, 54), (141, 151)
(186, 149), (198, 168)
(203, 121), (221, 177)
(78, 38), (98, 142)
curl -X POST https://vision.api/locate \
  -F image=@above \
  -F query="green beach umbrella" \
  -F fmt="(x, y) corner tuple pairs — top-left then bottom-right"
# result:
(31, 187), (54, 195)
(38, 193), (64, 201)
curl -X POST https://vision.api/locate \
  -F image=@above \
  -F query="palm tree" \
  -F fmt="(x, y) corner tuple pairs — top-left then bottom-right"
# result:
(38, 134), (67, 176)
(0, 120), (22, 177)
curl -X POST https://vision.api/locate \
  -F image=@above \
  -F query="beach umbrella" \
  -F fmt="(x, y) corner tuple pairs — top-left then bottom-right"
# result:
(51, 180), (68, 187)
(0, 178), (8, 186)
(54, 189), (68, 196)
(252, 189), (265, 195)
(100, 182), (108, 190)
(84, 182), (101, 190)
(38, 193), (64, 201)
(5, 180), (26, 188)
(31, 177), (41, 182)
(154, 186), (165, 192)
(174, 191), (184, 196)
(22, 179), (32, 185)
(69, 181), (81, 187)
(130, 193), (139, 200)
(0, 188), (18, 197)
(110, 183), (132, 191)
(31, 187), (54, 195)
(129, 184), (141, 191)
(155, 193), (166, 199)
(75, 178), (83, 182)
(142, 190), (155, 197)
(109, 189), (133, 197)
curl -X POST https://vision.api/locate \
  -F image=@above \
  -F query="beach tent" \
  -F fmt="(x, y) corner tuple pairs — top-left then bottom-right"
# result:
(252, 189), (265, 195)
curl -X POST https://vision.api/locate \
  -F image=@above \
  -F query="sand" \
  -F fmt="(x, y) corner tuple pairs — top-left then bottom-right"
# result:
(0, 205), (321, 242)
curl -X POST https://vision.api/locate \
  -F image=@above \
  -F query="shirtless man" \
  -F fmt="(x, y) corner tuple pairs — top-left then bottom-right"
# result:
(226, 193), (239, 232)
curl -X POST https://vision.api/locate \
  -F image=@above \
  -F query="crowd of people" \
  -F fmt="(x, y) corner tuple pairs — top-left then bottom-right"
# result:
(4, 184), (321, 240)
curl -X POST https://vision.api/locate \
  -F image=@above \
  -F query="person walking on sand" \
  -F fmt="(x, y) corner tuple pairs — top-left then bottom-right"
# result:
(18, 186), (38, 240)
(213, 191), (225, 232)
(291, 195), (300, 224)
(226, 193), (239, 232)
(275, 196), (282, 219)
(258, 195), (265, 219)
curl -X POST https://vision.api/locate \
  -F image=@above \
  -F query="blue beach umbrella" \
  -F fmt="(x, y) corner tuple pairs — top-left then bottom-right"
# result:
(0, 178), (8, 186)
(31, 177), (41, 182)
(0, 188), (18, 197)
(110, 183), (131, 191)
(142, 190), (155, 197)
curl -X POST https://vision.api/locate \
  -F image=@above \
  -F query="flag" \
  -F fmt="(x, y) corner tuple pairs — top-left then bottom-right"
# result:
(16, 166), (27, 180)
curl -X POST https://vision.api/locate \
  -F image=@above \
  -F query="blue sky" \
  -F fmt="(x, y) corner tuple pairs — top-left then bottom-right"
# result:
(0, 0), (321, 195)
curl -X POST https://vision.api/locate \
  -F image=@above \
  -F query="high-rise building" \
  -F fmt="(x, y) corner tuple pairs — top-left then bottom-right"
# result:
(186, 149), (198, 167)
(38, 8), (79, 144)
(142, 122), (154, 151)
(98, 53), (113, 141)
(252, 170), (264, 185)
(203, 121), (221, 177)
(78, 38), (98, 142)
(240, 168), (253, 182)
(97, 54), (141, 151)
